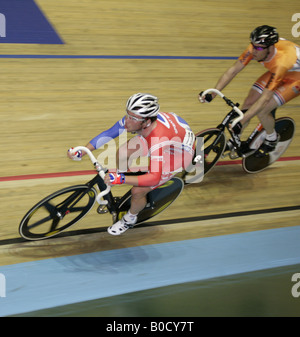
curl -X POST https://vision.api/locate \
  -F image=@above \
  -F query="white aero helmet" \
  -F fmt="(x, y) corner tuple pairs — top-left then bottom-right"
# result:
(126, 93), (160, 118)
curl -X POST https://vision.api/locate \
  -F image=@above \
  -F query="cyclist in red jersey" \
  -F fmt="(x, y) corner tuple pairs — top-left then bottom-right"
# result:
(200, 25), (300, 157)
(68, 93), (195, 235)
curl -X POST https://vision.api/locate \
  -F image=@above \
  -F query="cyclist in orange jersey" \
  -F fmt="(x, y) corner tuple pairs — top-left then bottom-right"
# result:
(200, 25), (300, 157)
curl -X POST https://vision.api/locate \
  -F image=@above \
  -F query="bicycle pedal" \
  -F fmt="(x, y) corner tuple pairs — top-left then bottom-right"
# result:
(97, 205), (108, 214)
(229, 150), (240, 159)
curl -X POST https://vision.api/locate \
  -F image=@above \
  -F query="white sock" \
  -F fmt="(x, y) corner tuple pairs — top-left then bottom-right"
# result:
(123, 210), (138, 224)
(266, 130), (277, 141)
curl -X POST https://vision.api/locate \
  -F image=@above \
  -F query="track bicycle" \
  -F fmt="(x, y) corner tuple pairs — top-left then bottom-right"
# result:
(19, 147), (184, 241)
(182, 88), (295, 179)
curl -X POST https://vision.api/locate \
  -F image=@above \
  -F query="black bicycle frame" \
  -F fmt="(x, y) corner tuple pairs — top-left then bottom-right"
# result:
(85, 171), (155, 219)
(216, 106), (278, 157)
(213, 107), (242, 154)
(86, 174), (117, 214)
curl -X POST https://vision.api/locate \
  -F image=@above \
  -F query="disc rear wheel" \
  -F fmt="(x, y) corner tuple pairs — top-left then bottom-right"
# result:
(243, 117), (295, 173)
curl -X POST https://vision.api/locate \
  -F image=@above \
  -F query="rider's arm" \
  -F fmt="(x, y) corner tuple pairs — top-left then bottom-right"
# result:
(108, 147), (163, 187)
(200, 45), (251, 102)
(136, 162), (162, 186)
(89, 117), (126, 150)
(116, 170), (161, 187)
(200, 60), (245, 102)
(213, 60), (245, 97)
(124, 151), (162, 187)
(68, 118), (126, 160)
(214, 44), (254, 94)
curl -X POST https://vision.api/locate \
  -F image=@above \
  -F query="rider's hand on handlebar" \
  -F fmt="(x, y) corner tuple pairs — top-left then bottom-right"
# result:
(199, 91), (214, 103)
(104, 172), (126, 185)
(67, 147), (82, 161)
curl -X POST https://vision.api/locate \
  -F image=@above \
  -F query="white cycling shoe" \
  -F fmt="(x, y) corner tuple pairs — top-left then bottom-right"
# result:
(107, 215), (137, 236)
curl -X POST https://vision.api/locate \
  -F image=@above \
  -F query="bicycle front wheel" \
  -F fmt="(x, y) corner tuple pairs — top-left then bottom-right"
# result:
(196, 128), (226, 175)
(19, 185), (97, 240)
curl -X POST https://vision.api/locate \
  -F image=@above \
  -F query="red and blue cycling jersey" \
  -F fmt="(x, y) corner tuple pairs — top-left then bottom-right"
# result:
(89, 112), (195, 187)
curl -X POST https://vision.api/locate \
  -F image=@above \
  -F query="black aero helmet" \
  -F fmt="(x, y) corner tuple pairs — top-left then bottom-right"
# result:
(250, 25), (279, 47)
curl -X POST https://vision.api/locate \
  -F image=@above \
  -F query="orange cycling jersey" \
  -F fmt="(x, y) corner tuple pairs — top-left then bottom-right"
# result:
(239, 39), (300, 91)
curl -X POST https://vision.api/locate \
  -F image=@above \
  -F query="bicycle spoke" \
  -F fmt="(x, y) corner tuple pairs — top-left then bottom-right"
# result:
(204, 134), (215, 143)
(43, 200), (57, 216)
(26, 201), (62, 231)
(57, 190), (86, 210)
(43, 196), (85, 218)
(27, 214), (53, 230)
(204, 144), (213, 155)
(50, 217), (60, 232)
(68, 206), (86, 213)
(203, 136), (216, 154)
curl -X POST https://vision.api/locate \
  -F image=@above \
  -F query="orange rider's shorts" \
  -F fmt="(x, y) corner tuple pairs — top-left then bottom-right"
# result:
(253, 71), (300, 106)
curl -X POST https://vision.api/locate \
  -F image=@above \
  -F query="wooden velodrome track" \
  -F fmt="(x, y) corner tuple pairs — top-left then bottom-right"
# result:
(0, 0), (300, 266)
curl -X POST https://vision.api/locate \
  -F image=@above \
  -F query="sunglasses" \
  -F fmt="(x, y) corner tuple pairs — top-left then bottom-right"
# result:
(126, 112), (145, 122)
(251, 43), (268, 51)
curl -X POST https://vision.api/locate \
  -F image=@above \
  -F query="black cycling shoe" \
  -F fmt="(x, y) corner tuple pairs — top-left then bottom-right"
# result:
(239, 141), (255, 157)
(254, 135), (280, 158)
(223, 139), (254, 158)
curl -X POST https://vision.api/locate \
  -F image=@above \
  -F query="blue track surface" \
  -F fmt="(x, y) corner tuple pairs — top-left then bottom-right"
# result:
(1, 225), (300, 316)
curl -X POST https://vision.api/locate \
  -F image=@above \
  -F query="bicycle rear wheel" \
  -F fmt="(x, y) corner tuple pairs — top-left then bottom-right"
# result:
(19, 185), (97, 240)
(196, 128), (226, 175)
(243, 117), (295, 173)
(115, 177), (184, 225)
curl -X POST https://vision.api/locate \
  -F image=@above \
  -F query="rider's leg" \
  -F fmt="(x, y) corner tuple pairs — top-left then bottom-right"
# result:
(107, 136), (150, 235)
(240, 87), (278, 133)
(239, 89), (279, 155)
(225, 86), (260, 144)
(256, 98), (278, 135)
(107, 186), (152, 236)
(249, 75), (300, 156)
(122, 186), (151, 226)
(225, 82), (278, 155)
(240, 71), (278, 132)
(128, 186), (152, 216)
(241, 86), (262, 110)
(223, 87), (259, 154)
